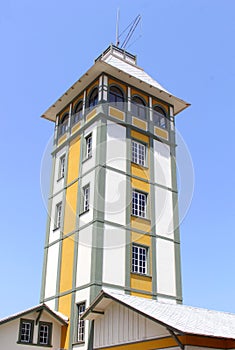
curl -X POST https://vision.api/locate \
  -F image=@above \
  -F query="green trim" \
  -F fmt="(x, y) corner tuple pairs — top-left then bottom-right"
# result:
(169, 116), (183, 303)
(42, 282), (181, 304)
(125, 126), (131, 293)
(40, 153), (56, 303)
(55, 143), (70, 310)
(37, 321), (53, 347)
(90, 119), (107, 302)
(52, 111), (176, 156)
(18, 318), (34, 344)
(149, 136), (157, 299)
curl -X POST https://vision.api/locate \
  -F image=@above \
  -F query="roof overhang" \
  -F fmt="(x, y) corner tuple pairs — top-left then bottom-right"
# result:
(41, 60), (190, 122)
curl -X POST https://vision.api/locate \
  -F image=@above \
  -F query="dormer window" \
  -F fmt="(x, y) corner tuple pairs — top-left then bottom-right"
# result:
(132, 96), (146, 120)
(153, 106), (167, 129)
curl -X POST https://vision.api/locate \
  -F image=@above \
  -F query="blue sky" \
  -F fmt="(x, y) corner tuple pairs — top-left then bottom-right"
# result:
(1, 0), (235, 318)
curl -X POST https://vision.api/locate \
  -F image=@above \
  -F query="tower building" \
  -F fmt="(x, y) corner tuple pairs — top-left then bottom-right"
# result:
(40, 45), (189, 349)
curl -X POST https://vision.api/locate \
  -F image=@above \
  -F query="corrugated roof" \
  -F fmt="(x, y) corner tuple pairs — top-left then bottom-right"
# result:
(84, 288), (235, 340)
(0, 303), (68, 326)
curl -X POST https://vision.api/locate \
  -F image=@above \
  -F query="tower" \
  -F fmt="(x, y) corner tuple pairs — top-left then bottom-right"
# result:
(40, 45), (189, 349)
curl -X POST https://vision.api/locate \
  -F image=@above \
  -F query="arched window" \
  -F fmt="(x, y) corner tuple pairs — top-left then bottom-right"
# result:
(88, 87), (98, 109)
(72, 100), (83, 125)
(59, 113), (69, 136)
(109, 86), (124, 109)
(132, 96), (146, 119)
(153, 106), (167, 129)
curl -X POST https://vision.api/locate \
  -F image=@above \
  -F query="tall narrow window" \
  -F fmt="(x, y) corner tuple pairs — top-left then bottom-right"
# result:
(85, 133), (92, 159)
(73, 100), (83, 125)
(153, 106), (167, 129)
(132, 190), (147, 218)
(58, 154), (66, 179)
(109, 86), (124, 109)
(18, 319), (34, 344)
(83, 185), (90, 212)
(38, 322), (52, 346)
(55, 202), (62, 229)
(132, 140), (146, 166)
(59, 113), (69, 136)
(132, 244), (147, 274)
(88, 88), (98, 109)
(132, 96), (146, 119)
(77, 303), (86, 342)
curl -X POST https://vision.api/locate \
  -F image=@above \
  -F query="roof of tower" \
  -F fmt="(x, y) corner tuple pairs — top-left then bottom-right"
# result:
(41, 44), (190, 122)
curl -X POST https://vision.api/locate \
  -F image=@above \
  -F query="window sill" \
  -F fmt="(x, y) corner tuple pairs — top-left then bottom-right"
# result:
(17, 342), (52, 347)
(131, 272), (152, 279)
(57, 176), (64, 182)
(79, 209), (89, 217)
(131, 161), (148, 170)
(82, 155), (92, 164)
(72, 341), (85, 346)
(131, 215), (151, 224)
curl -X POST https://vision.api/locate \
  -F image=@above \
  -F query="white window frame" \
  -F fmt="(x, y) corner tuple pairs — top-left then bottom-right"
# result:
(82, 184), (90, 212)
(132, 140), (147, 167)
(132, 190), (147, 218)
(55, 202), (62, 229)
(58, 154), (66, 180)
(77, 302), (86, 342)
(85, 133), (92, 159)
(132, 244), (148, 275)
(38, 322), (52, 346)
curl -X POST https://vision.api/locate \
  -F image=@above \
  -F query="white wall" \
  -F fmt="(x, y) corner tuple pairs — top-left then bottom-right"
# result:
(155, 187), (174, 238)
(76, 226), (92, 287)
(106, 121), (126, 172)
(0, 310), (62, 350)
(102, 225), (126, 287)
(94, 301), (169, 348)
(104, 169), (126, 225)
(44, 242), (59, 299)
(156, 238), (176, 297)
(154, 140), (172, 188)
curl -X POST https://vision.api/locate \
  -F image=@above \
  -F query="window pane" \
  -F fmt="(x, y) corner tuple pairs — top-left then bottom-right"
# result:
(78, 303), (86, 342)
(132, 245), (147, 274)
(132, 190), (147, 218)
(20, 322), (31, 343)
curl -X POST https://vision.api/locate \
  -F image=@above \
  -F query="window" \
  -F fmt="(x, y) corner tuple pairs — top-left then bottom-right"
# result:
(132, 190), (147, 218)
(38, 322), (52, 346)
(132, 140), (146, 166)
(153, 106), (167, 129)
(82, 185), (90, 212)
(109, 86), (124, 108)
(18, 319), (34, 344)
(72, 100), (83, 125)
(88, 88), (98, 109)
(59, 113), (69, 136)
(132, 96), (146, 119)
(132, 244), (148, 274)
(58, 154), (66, 179)
(77, 303), (86, 342)
(55, 202), (62, 229)
(85, 133), (92, 159)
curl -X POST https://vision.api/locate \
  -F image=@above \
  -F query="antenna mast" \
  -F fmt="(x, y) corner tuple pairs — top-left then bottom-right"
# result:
(116, 8), (120, 46)
(120, 15), (141, 50)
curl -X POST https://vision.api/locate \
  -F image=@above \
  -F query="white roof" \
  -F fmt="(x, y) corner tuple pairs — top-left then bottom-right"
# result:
(102, 50), (170, 94)
(0, 303), (68, 325)
(84, 288), (235, 340)
(41, 45), (190, 122)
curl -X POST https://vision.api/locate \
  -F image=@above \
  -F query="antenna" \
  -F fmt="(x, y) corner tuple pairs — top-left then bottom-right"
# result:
(119, 15), (141, 50)
(116, 8), (120, 46)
